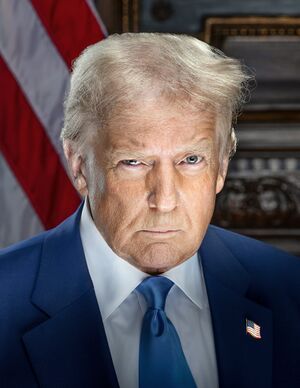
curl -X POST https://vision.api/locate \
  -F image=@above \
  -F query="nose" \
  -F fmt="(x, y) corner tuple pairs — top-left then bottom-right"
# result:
(147, 162), (179, 212)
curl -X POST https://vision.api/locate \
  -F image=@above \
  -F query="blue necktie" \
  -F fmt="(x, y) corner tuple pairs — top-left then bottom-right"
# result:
(138, 276), (197, 388)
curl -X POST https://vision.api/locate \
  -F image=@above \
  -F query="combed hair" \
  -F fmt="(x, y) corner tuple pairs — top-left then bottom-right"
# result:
(61, 33), (251, 157)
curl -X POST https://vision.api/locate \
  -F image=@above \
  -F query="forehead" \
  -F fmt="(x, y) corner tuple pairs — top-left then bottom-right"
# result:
(101, 99), (217, 153)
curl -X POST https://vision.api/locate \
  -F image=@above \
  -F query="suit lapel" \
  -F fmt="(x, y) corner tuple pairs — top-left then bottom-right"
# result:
(200, 227), (273, 388)
(22, 205), (119, 388)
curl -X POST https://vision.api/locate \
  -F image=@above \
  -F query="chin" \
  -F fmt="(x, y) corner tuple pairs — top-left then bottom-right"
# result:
(139, 266), (170, 275)
(131, 242), (186, 274)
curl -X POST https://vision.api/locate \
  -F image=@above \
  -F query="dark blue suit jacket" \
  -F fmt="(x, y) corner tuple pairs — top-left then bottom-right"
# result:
(1, 205), (300, 388)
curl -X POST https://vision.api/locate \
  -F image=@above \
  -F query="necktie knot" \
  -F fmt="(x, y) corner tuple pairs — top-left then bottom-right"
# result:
(138, 276), (173, 311)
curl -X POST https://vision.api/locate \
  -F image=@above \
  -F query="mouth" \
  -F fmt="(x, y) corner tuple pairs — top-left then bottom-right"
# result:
(140, 229), (181, 238)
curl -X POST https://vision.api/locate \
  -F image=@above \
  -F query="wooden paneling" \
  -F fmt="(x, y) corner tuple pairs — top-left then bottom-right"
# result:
(94, 0), (122, 33)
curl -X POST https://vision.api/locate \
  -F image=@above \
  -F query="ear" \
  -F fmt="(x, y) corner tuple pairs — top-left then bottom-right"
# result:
(216, 157), (229, 194)
(63, 141), (88, 197)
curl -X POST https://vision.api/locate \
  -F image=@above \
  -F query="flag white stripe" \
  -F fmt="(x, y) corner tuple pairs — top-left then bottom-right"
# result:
(85, 0), (108, 36)
(0, 152), (43, 247)
(0, 0), (69, 166)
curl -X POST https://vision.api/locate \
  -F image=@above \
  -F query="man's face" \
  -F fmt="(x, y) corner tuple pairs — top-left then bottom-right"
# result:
(83, 100), (227, 274)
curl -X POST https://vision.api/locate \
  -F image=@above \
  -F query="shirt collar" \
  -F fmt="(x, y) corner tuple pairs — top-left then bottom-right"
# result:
(80, 199), (205, 320)
(164, 253), (205, 310)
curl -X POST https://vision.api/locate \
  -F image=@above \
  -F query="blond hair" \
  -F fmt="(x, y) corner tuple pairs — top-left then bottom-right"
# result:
(61, 33), (251, 158)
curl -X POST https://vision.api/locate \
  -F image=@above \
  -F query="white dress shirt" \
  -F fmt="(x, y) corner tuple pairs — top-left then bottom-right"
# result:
(80, 200), (219, 388)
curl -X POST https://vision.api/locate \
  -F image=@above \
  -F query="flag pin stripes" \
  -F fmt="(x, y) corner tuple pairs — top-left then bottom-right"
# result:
(246, 319), (261, 339)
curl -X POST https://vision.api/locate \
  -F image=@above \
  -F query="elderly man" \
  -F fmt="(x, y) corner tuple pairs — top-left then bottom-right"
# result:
(1, 33), (300, 388)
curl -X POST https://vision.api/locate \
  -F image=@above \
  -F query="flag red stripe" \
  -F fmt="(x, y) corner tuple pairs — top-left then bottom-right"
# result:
(0, 57), (80, 229)
(30, 0), (105, 69)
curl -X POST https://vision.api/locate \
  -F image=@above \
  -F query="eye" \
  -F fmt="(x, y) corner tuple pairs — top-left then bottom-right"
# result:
(183, 155), (203, 165)
(121, 159), (142, 166)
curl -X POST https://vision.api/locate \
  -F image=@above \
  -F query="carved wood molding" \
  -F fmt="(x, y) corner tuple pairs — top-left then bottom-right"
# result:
(214, 175), (300, 229)
(203, 16), (300, 45)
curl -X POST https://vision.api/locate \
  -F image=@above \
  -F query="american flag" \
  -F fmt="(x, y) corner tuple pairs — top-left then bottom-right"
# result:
(246, 319), (261, 339)
(0, 0), (106, 247)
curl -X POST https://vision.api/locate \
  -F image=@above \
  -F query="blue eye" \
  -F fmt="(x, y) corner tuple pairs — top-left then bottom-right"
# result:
(121, 160), (141, 166)
(184, 155), (202, 164)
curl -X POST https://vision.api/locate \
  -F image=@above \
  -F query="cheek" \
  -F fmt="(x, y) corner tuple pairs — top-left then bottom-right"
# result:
(183, 174), (218, 222)
(104, 178), (145, 213)
(92, 177), (145, 237)
(185, 171), (218, 202)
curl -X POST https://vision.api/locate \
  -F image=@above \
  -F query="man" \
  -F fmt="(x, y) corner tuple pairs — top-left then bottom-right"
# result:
(1, 33), (300, 388)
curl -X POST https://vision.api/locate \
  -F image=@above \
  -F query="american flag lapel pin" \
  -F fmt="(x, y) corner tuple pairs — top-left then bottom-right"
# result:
(246, 319), (262, 339)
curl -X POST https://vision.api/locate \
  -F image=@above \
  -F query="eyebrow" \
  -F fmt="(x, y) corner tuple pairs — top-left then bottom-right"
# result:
(177, 138), (214, 154)
(107, 137), (214, 161)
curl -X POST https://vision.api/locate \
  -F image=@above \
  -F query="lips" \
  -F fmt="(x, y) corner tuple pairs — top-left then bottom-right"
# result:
(143, 230), (179, 233)
(140, 229), (181, 238)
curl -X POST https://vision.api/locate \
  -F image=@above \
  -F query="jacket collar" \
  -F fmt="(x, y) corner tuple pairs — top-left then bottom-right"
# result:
(31, 203), (92, 316)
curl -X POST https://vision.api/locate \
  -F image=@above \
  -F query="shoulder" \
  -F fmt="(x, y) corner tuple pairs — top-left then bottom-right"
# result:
(0, 232), (48, 296)
(0, 232), (51, 345)
(0, 232), (47, 272)
(207, 224), (298, 261)
(0, 204), (83, 277)
(206, 224), (300, 291)
(0, 204), (83, 296)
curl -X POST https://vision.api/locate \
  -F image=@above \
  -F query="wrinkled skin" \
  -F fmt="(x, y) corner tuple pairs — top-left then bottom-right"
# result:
(65, 99), (228, 274)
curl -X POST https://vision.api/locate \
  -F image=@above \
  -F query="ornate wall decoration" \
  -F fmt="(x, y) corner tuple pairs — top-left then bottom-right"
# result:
(214, 176), (300, 229)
